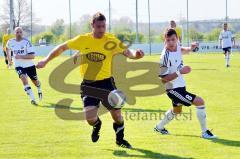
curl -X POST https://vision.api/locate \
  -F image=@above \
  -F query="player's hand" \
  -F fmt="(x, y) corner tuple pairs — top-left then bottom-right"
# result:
(180, 66), (191, 74)
(191, 42), (199, 50)
(36, 59), (48, 69)
(8, 61), (13, 66)
(73, 54), (79, 64)
(135, 49), (144, 59)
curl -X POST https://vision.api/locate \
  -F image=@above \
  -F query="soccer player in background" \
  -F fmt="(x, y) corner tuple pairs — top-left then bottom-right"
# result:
(2, 28), (14, 68)
(155, 28), (217, 139)
(36, 12), (144, 149)
(6, 27), (42, 105)
(219, 23), (235, 67)
(170, 20), (182, 44)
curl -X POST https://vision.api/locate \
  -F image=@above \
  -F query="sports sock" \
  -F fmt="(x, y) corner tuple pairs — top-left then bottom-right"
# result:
(196, 105), (207, 133)
(156, 109), (175, 130)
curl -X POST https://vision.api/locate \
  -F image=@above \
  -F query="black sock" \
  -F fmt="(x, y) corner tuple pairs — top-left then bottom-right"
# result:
(113, 122), (125, 141)
(93, 117), (101, 127)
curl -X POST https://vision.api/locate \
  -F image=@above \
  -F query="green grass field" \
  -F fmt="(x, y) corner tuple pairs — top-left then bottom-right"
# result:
(0, 53), (240, 159)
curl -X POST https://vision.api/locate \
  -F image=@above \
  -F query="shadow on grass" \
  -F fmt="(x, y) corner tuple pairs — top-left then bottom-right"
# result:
(172, 134), (240, 147)
(122, 107), (165, 113)
(40, 103), (83, 111)
(192, 69), (217, 71)
(105, 148), (193, 159)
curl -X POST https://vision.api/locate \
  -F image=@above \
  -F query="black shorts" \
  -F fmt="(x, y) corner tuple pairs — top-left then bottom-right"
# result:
(223, 47), (231, 54)
(167, 87), (196, 107)
(80, 77), (118, 110)
(15, 65), (38, 81)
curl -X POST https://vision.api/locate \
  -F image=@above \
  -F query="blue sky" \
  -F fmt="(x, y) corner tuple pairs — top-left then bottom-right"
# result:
(1, 0), (239, 24)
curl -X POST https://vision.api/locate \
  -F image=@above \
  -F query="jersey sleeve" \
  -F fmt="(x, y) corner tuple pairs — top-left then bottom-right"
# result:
(26, 41), (35, 54)
(111, 36), (128, 55)
(67, 35), (85, 51)
(159, 51), (170, 78)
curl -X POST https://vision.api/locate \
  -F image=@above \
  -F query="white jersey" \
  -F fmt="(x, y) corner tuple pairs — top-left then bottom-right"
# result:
(7, 38), (35, 68)
(159, 45), (186, 90)
(219, 30), (234, 48)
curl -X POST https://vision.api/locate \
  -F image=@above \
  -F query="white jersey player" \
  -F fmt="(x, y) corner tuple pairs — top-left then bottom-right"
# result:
(154, 28), (217, 139)
(219, 23), (235, 67)
(6, 27), (42, 105)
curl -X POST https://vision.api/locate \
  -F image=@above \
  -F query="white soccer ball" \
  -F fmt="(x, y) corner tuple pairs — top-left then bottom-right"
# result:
(108, 90), (126, 108)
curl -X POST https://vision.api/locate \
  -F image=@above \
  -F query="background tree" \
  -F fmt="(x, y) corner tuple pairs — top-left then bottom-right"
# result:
(0, 0), (38, 34)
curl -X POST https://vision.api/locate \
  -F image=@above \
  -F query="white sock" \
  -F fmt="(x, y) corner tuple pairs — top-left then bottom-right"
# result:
(156, 109), (175, 130)
(196, 105), (207, 133)
(225, 53), (230, 66)
(36, 81), (42, 92)
(24, 85), (35, 101)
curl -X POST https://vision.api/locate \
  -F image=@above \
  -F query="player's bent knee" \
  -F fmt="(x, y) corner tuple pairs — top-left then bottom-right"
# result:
(193, 97), (205, 106)
(86, 118), (98, 126)
(173, 107), (182, 114)
(20, 75), (28, 85)
(110, 109), (123, 124)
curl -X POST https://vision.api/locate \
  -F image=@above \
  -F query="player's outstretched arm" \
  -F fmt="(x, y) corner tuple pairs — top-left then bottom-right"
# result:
(123, 49), (144, 59)
(15, 54), (35, 59)
(36, 42), (69, 68)
(181, 42), (199, 54)
(161, 66), (191, 83)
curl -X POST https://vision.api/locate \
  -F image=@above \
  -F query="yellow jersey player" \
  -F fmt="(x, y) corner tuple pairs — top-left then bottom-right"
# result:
(37, 12), (144, 149)
(170, 20), (182, 44)
(2, 28), (14, 68)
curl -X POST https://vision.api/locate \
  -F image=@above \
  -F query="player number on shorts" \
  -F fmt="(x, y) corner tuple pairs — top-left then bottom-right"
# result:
(186, 95), (192, 101)
(17, 70), (22, 75)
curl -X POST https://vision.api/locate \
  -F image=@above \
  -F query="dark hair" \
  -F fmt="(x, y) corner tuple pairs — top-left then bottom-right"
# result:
(92, 12), (106, 24)
(165, 28), (177, 38)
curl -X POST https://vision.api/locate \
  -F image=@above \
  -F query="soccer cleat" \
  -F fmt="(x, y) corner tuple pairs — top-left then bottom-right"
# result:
(226, 65), (230, 68)
(31, 100), (38, 106)
(38, 92), (43, 101)
(202, 130), (217, 139)
(116, 139), (132, 149)
(154, 127), (169, 135)
(91, 119), (102, 142)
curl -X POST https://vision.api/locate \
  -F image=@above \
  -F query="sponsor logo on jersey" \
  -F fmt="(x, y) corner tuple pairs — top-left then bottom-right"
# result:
(86, 52), (106, 62)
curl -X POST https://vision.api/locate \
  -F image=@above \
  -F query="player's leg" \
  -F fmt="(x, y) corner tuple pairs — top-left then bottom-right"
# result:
(155, 106), (182, 134)
(31, 79), (42, 100)
(27, 66), (43, 100)
(192, 96), (217, 139)
(225, 48), (231, 67)
(82, 94), (102, 142)
(110, 109), (132, 149)
(16, 67), (37, 105)
(3, 51), (8, 66)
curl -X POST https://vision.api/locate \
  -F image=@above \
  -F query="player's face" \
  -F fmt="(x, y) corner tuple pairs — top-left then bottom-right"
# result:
(165, 35), (178, 50)
(92, 20), (106, 38)
(15, 29), (23, 39)
(224, 24), (228, 30)
(170, 21), (176, 28)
